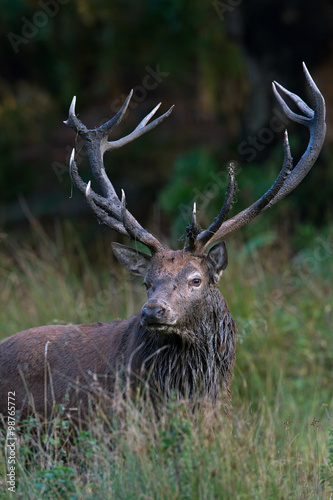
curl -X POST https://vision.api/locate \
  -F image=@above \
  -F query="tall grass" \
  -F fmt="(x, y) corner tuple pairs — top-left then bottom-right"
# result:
(0, 221), (332, 498)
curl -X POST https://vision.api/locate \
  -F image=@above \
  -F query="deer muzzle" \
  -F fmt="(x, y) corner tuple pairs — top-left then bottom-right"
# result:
(141, 299), (175, 329)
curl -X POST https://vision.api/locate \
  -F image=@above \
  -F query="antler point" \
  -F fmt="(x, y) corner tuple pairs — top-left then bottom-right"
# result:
(69, 148), (75, 165)
(69, 96), (77, 115)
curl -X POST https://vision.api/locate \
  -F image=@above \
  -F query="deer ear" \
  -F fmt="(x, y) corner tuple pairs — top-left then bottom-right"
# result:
(206, 242), (228, 282)
(111, 242), (151, 276)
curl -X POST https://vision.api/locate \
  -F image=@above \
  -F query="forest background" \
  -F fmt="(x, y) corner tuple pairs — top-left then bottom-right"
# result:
(0, 1), (332, 497)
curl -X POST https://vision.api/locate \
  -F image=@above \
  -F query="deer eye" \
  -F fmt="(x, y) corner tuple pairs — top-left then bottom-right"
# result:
(189, 277), (202, 287)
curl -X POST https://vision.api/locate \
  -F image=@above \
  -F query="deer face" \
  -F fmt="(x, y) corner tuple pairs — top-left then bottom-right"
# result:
(112, 242), (228, 334)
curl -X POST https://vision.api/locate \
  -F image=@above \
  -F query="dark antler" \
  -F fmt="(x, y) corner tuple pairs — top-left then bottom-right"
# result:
(189, 63), (326, 252)
(64, 91), (174, 253)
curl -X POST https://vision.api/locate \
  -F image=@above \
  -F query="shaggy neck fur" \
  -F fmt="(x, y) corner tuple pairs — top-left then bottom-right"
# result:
(132, 287), (236, 406)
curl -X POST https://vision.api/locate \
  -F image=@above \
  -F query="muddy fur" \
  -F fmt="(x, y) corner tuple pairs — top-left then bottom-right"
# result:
(132, 292), (236, 408)
(0, 248), (236, 421)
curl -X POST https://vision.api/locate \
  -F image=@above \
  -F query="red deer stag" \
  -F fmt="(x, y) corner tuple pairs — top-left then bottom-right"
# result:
(0, 64), (326, 421)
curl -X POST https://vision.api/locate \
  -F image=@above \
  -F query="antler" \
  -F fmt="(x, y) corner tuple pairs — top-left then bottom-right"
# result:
(188, 63), (326, 252)
(64, 91), (174, 253)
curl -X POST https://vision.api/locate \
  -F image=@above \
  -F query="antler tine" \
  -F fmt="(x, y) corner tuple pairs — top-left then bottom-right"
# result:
(85, 181), (128, 236)
(137, 102), (162, 128)
(186, 202), (202, 251)
(103, 104), (174, 152)
(66, 93), (173, 253)
(272, 82), (313, 122)
(264, 61), (326, 206)
(193, 163), (237, 251)
(63, 96), (88, 135)
(120, 189), (164, 251)
(199, 133), (293, 246)
(69, 150), (127, 233)
(99, 89), (133, 136)
(187, 63), (326, 251)
(192, 202), (198, 227)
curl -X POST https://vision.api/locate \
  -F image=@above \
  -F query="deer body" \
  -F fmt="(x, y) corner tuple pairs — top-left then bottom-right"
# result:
(0, 248), (235, 419)
(0, 64), (326, 421)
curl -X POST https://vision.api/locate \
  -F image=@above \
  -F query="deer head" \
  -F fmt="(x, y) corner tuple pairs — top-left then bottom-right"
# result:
(65, 63), (326, 332)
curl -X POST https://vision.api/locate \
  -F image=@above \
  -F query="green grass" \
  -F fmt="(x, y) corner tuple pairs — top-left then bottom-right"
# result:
(0, 221), (332, 499)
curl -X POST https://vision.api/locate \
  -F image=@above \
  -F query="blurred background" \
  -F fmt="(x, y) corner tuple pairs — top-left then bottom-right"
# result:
(1, 0), (332, 252)
(1, 5), (332, 487)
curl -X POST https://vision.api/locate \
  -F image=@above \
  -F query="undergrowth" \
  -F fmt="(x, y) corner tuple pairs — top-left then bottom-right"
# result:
(0, 221), (332, 499)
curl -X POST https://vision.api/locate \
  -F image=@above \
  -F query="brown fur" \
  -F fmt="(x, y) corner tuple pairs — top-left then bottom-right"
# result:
(0, 248), (236, 420)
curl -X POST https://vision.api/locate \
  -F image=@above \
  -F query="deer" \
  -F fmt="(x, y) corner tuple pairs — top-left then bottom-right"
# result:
(0, 64), (326, 423)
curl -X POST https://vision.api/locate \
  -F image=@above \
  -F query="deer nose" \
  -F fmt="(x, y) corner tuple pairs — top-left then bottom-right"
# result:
(141, 300), (171, 325)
